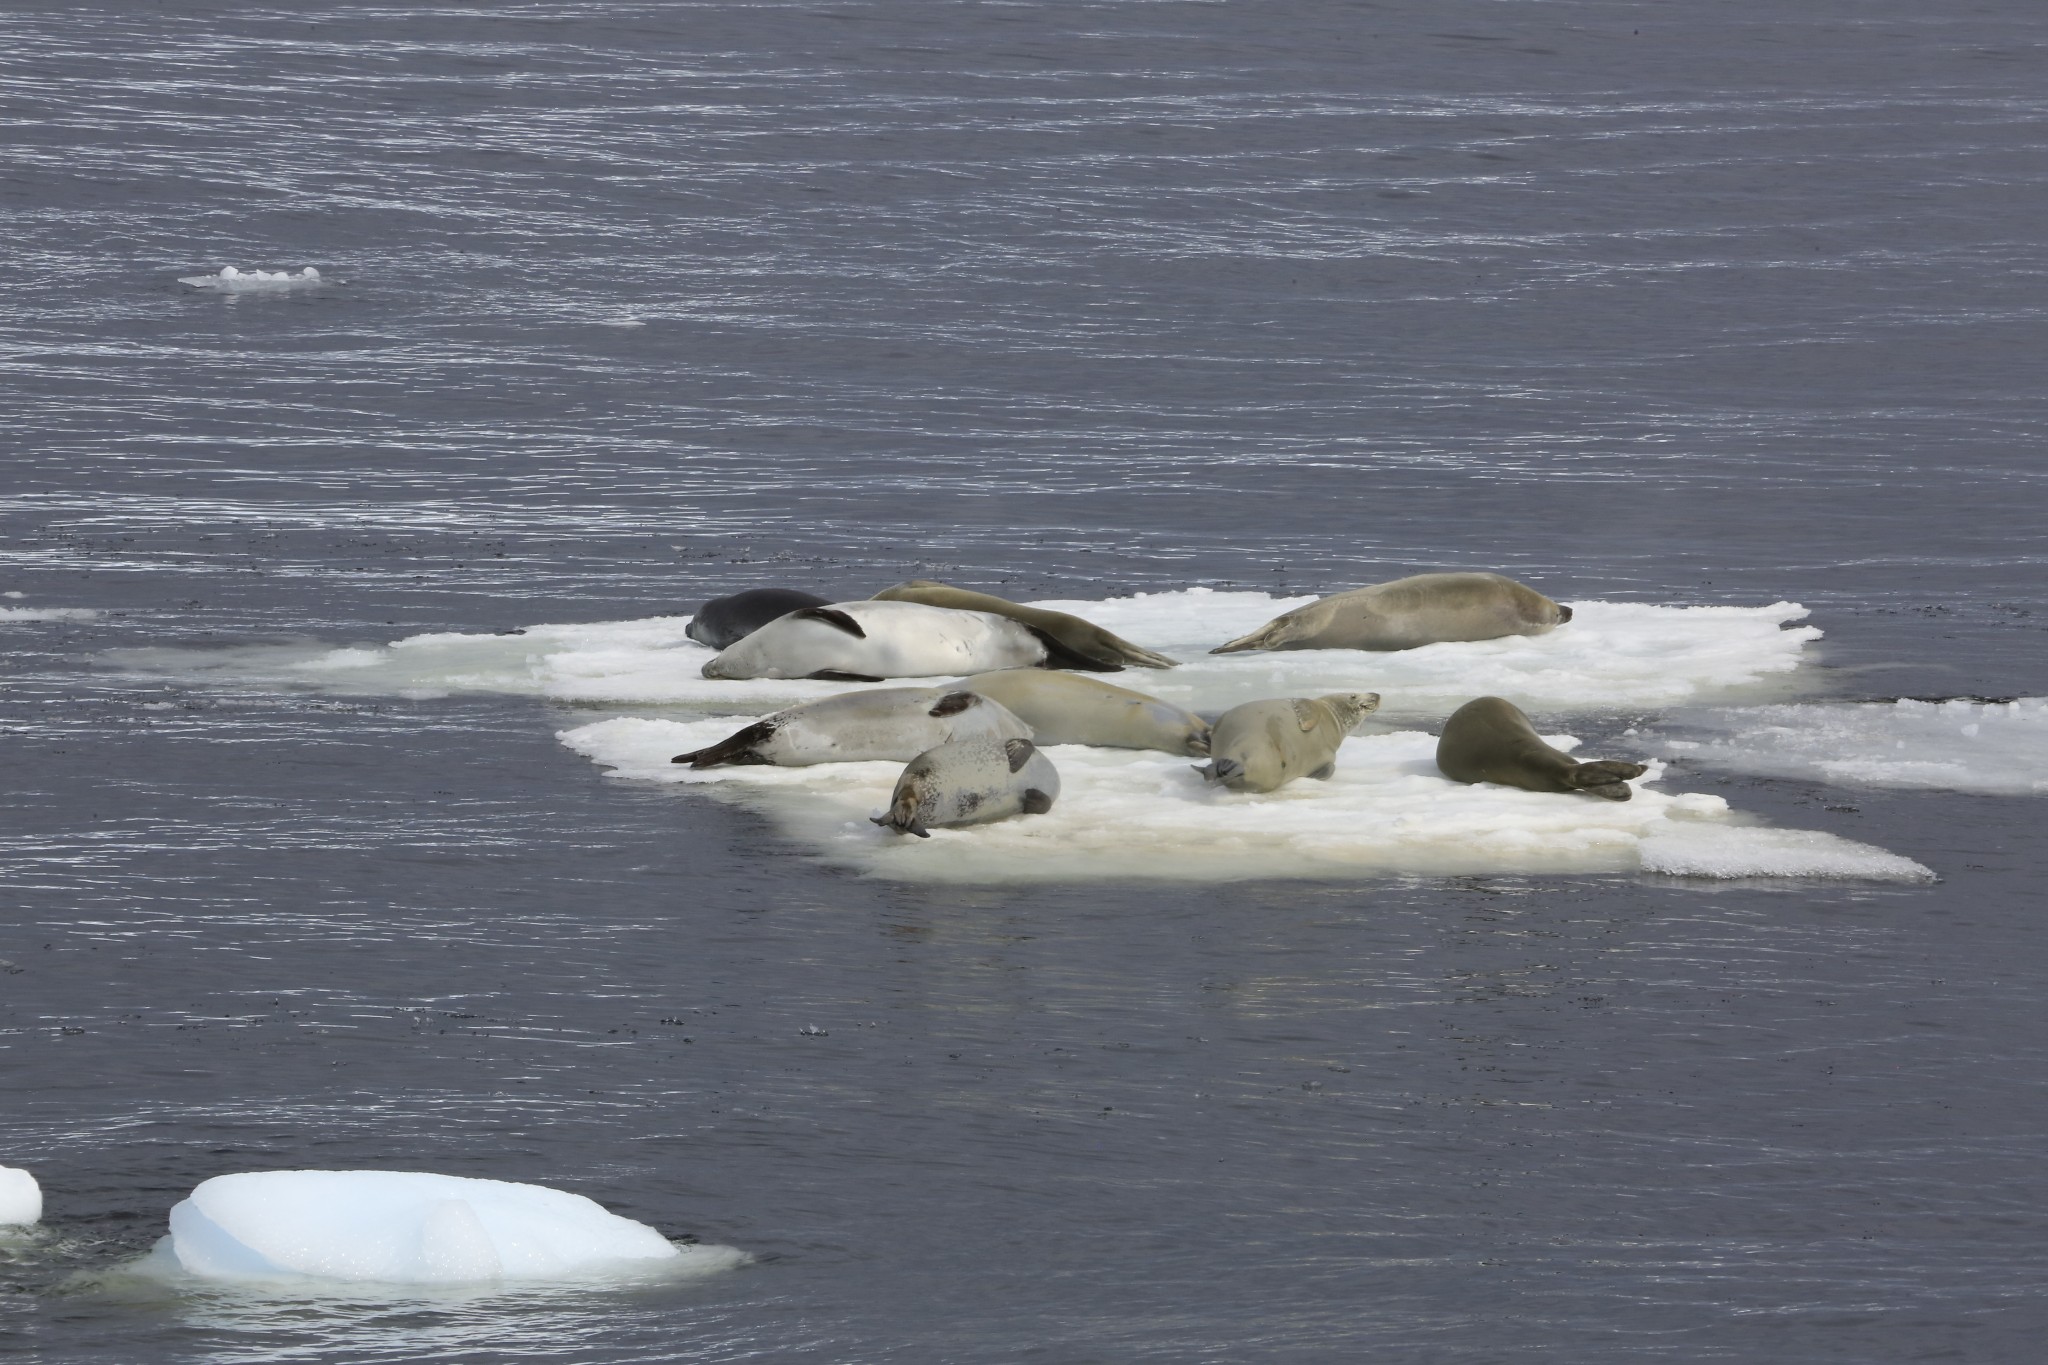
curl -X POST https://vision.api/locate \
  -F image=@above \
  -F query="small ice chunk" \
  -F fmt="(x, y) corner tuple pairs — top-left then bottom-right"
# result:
(1, 607), (98, 623)
(0, 1165), (41, 1226)
(158, 1170), (742, 1286)
(178, 266), (326, 292)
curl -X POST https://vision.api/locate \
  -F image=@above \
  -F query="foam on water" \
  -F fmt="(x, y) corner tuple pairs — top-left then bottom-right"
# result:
(177, 266), (324, 292)
(1641, 697), (2048, 795)
(561, 717), (1930, 885)
(0, 1167), (40, 1226)
(113, 591), (1819, 716)
(142, 1170), (745, 1290)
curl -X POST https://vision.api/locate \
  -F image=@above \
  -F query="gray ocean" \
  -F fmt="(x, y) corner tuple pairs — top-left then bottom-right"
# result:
(4, 0), (2046, 1359)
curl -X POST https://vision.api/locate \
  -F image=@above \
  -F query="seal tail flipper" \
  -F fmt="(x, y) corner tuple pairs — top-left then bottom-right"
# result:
(672, 720), (777, 769)
(1099, 636), (1181, 669)
(1183, 726), (1212, 758)
(870, 792), (932, 837)
(1556, 604), (1574, 624)
(1567, 759), (1647, 800)
(1025, 625), (1123, 673)
(1020, 788), (1054, 815)
(1193, 757), (1242, 787)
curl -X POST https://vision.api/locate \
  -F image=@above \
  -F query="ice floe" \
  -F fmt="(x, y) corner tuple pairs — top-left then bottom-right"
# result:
(562, 717), (1931, 884)
(178, 266), (324, 292)
(0, 1166), (40, 1226)
(109, 591), (1820, 716)
(1641, 697), (2048, 795)
(141, 1170), (745, 1289)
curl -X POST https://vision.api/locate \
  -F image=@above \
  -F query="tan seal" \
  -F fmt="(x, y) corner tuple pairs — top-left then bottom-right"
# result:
(1193, 692), (1382, 793)
(872, 736), (1061, 838)
(1435, 696), (1648, 801)
(1210, 572), (1569, 654)
(874, 580), (1178, 669)
(958, 669), (1210, 756)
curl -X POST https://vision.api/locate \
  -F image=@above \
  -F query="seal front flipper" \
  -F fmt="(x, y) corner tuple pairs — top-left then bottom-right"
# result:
(672, 720), (778, 768)
(789, 606), (867, 638)
(1004, 737), (1037, 773)
(928, 691), (979, 717)
(807, 669), (886, 683)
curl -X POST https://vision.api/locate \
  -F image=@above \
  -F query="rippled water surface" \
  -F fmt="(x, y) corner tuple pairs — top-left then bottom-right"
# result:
(4, 1), (2047, 1360)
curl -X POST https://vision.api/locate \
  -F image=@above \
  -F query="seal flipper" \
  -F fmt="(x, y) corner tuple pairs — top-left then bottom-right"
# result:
(789, 606), (867, 639)
(1024, 625), (1123, 673)
(1556, 605), (1574, 624)
(1021, 788), (1054, 815)
(928, 691), (979, 718)
(807, 669), (886, 683)
(872, 789), (932, 837)
(1004, 737), (1037, 773)
(1194, 757), (1241, 787)
(672, 720), (778, 769)
(1308, 760), (1336, 781)
(1566, 759), (1647, 800)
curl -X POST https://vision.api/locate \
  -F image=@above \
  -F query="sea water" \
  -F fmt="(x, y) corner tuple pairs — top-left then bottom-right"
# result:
(4, 1), (2046, 1361)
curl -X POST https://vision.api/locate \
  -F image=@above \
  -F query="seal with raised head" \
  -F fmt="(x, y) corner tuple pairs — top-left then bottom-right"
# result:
(701, 600), (1119, 681)
(1194, 692), (1382, 793)
(1210, 572), (1570, 654)
(957, 669), (1210, 756)
(685, 588), (832, 650)
(1435, 696), (1648, 801)
(873, 580), (1179, 669)
(872, 736), (1061, 838)
(672, 688), (1032, 769)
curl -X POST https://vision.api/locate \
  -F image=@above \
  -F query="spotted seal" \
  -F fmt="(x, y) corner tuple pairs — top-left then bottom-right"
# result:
(672, 687), (1032, 768)
(872, 736), (1061, 838)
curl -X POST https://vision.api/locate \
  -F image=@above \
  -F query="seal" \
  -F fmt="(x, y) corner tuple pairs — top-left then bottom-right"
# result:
(1435, 696), (1648, 801)
(1210, 572), (1570, 654)
(701, 600), (1120, 681)
(871, 736), (1061, 838)
(670, 687), (1032, 769)
(1193, 692), (1382, 793)
(873, 580), (1179, 669)
(685, 589), (832, 650)
(958, 669), (1210, 756)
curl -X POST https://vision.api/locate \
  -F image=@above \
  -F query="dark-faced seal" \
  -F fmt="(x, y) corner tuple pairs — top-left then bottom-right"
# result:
(873, 580), (1178, 669)
(1435, 696), (1647, 801)
(1194, 692), (1382, 793)
(701, 601), (1119, 681)
(872, 736), (1060, 838)
(1211, 573), (1570, 654)
(671, 688), (1032, 768)
(685, 589), (832, 650)
(957, 669), (1210, 756)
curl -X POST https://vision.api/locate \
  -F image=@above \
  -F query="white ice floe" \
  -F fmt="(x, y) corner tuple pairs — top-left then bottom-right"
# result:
(145, 1170), (745, 1289)
(114, 591), (1819, 716)
(0, 607), (98, 623)
(562, 717), (1930, 884)
(0, 1166), (41, 1226)
(177, 266), (324, 292)
(1641, 697), (2048, 795)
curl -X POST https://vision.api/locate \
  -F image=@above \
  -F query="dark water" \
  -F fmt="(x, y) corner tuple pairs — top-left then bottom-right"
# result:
(4, 1), (2046, 1359)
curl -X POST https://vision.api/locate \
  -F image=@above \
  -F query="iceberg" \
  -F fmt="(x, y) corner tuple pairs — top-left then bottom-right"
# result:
(0, 1165), (40, 1226)
(151, 1170), (744, 1287)
(177, 265), (325, 292)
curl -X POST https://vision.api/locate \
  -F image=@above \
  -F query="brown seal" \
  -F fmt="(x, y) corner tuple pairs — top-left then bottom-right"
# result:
(1435, 696), (1647, 801)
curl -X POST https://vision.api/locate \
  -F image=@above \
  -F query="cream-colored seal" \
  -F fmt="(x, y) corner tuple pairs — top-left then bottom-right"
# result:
(874, 580), (1178, 669)
(1211, 572), (1569, 654)
(1193, 692), (1382, 793)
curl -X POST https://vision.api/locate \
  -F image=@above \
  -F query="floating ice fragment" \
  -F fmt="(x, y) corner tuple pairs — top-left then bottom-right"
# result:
(1640, 697), (2048, 795)
(0, 1166), (40, 1226)
(151, 1170), (744, 1287)
(178, 266), (325, 292)
(0, 607), (98, 623)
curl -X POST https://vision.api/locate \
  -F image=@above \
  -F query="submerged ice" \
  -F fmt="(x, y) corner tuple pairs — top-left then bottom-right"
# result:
(562, 718), (1932, 885)
(1642, 696), (2048, 795)
(149, 1170), (745, 1288)
(108, 590), (1822, 717)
